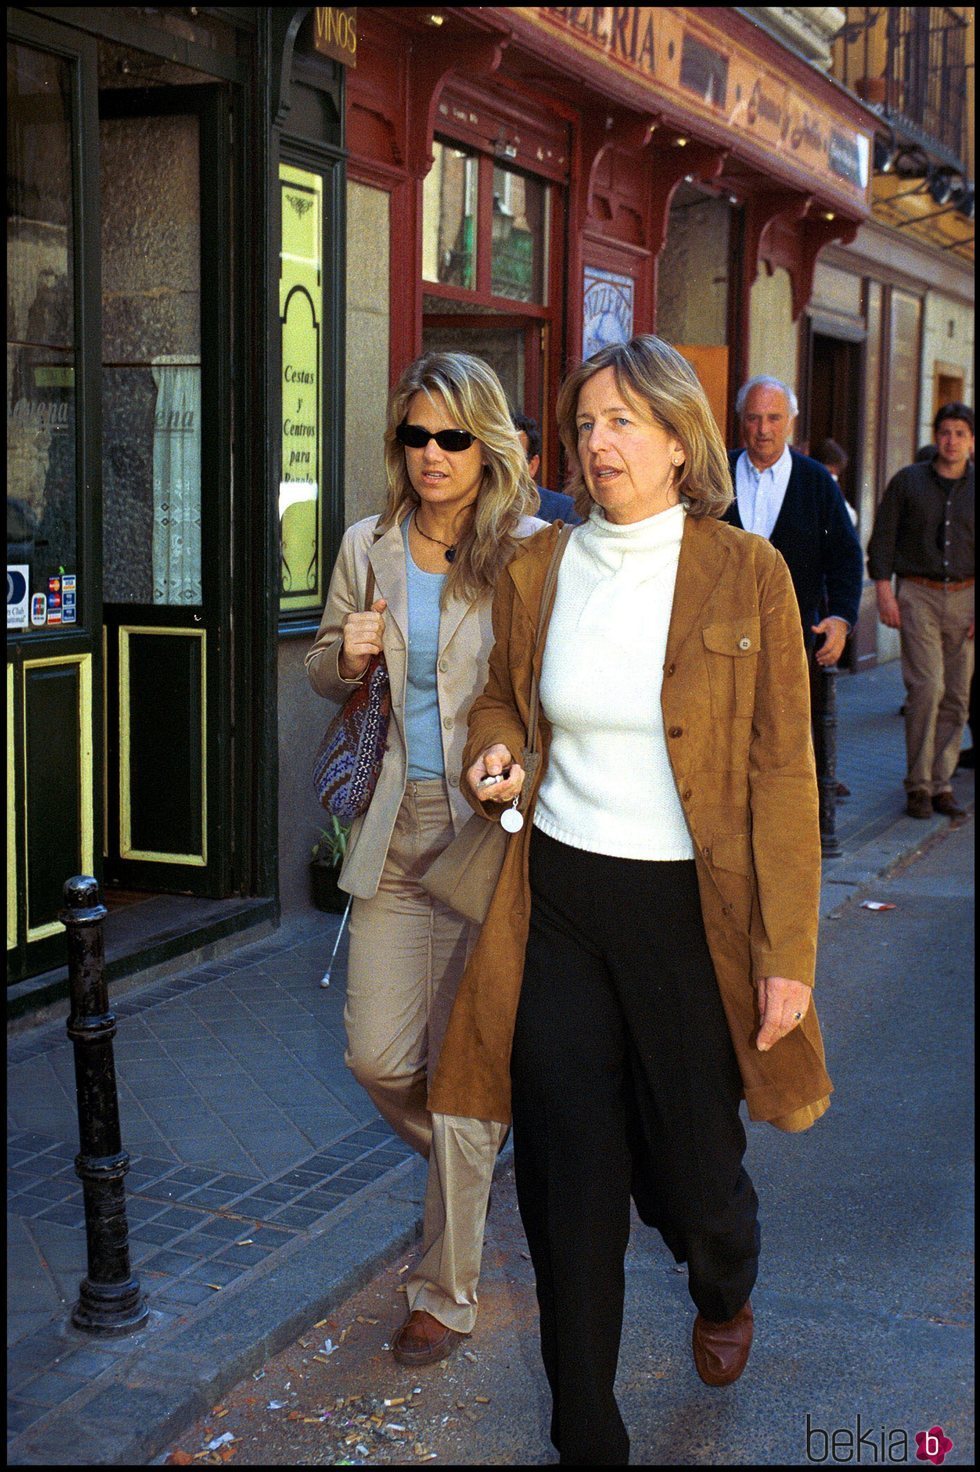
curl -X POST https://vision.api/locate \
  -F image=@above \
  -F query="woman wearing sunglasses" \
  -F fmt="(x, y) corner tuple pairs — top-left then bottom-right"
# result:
(306, 351), (546, 1367)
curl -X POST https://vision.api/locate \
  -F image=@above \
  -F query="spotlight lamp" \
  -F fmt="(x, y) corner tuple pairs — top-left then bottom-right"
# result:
(928, 167), (959, 207)
(892, 144), (930, 180)
(873, 135), (895, 174)
(925, 169), (974, 219)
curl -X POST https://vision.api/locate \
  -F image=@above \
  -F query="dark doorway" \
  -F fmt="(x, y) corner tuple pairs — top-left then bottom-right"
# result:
(809, 332), (862, 523)
(808, 330), (874, 671)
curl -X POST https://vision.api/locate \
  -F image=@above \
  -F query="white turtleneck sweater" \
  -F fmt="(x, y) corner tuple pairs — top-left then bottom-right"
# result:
(533, 502), (694, 861)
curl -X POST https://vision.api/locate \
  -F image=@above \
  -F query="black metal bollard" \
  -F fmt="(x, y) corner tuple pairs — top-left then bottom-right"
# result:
(60, 876), (148, 1335)
(810, 664), (843, 859)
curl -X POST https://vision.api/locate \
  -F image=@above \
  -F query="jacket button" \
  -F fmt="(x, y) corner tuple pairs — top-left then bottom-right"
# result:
(738, 636), (751, 651)
(442, 716), (453, 729)
(448, 773), (459, 787)
(702, 844), (710, 858)
(683, 789), (692, 801)
(438, 659), (448, 672)
(668, 726), (683, 738)
(665, 663), (676, 676)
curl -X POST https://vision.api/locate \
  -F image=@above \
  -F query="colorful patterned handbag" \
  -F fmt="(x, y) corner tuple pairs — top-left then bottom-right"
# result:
(312, 566), (391, 824)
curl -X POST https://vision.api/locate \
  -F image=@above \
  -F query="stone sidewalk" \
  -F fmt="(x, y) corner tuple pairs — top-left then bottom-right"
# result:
(6, 658), (973, 1465)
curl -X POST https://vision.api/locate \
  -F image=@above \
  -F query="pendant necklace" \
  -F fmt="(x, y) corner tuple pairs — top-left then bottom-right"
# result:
(413, 512), (457, 564)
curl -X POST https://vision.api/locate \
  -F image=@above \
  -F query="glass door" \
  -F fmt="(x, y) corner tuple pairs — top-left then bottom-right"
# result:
(99, 84), (229, 899)
(7, 14), (102, 983)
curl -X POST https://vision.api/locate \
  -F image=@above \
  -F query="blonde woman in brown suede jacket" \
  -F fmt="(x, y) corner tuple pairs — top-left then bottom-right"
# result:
(429, 336), (832, 1465)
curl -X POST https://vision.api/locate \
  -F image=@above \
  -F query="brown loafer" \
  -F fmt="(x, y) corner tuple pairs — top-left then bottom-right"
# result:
(391, 1309), (462, 1367)
(692, 1300), (754, 1386)
(932, 791), (967, 819)
(905, 789), (933, 820)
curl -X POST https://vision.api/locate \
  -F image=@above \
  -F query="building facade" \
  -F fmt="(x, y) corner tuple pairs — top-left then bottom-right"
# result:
(7, 6), (347, 1001)
(7, 6), (974, 1004)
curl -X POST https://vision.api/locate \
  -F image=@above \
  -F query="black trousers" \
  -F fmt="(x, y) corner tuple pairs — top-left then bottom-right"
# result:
(511, 829), (760, 1466)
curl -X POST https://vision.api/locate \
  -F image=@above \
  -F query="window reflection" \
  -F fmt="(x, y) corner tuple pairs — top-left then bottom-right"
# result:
(422, 140), (478, 289)
(101, 111), (202, 606)
(6, 41), (78, 627)
(491, 166), (548, 305)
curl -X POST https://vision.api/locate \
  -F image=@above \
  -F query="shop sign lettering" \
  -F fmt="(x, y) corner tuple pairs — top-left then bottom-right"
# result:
(9, 398), (71, 428)
(313, 8), (357, 68)
(550, 7), (656, 72)
(526, 7), (871, 197)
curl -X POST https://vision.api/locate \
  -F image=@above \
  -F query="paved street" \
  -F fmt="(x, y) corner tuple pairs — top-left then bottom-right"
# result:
(155, 817), (975, 1467)
(6, 657), (975, 1466)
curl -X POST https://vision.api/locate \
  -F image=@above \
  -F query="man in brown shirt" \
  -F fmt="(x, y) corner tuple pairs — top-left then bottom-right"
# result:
(867, 403), (975, 819)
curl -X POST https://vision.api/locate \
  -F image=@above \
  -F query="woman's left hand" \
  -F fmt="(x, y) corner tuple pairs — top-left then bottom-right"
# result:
(755, 976), (812, 1051)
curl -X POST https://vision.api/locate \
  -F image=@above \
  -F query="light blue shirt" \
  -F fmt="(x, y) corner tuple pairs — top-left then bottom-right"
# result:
(735, 444), (793, 539)
(403, 519), (446, 781)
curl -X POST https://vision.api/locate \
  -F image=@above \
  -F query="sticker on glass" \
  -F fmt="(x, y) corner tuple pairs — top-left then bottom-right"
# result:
(62, 573), (77, 624)
(7, 565), (29, 630)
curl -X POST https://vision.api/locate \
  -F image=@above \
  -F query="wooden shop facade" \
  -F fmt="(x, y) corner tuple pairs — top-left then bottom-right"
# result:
(23, 5), (963, 1001)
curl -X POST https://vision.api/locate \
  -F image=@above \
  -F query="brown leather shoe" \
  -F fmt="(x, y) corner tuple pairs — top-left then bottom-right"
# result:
(906, 789), (933, 820)
(692, 1300), (754, 1387)
(391, 1309), (462, 1367)
(932, 791), (967, 819)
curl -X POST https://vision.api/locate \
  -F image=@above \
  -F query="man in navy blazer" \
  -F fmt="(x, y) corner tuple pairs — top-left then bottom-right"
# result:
(724, 376), (863, 667)
(512, 411), (582, 525)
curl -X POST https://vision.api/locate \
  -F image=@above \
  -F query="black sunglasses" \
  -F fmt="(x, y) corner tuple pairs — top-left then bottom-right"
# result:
(396, 422), (477, 452)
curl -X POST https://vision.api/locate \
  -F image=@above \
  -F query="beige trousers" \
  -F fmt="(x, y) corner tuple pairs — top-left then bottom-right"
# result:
(345, 780), (505, 1334)
(897, 579), (975, 794)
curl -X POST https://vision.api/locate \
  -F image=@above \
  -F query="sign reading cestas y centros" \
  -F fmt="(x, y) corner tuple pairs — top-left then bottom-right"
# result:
(313, 8), (357, 67)
(279, 163), (323, 614)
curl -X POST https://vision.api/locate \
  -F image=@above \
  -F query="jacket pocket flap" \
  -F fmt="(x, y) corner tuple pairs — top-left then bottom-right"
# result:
(702, 618), (761, 656)
(711, 833), (752, 874)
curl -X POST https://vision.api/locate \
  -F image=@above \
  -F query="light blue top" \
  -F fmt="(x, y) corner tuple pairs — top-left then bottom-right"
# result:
(403, 517), (447, 781)
(735, 443), (793, 538)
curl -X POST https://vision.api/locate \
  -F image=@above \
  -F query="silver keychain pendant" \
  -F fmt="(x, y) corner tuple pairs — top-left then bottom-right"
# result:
(500, 799), (524, 834)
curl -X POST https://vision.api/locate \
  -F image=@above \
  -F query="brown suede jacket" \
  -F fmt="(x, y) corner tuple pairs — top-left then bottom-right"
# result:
(428, 515), (832, 1133)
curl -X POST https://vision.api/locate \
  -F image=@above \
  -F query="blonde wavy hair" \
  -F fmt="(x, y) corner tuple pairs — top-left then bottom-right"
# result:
(556, 335), (733, 521)
(380, 352), (539, 604)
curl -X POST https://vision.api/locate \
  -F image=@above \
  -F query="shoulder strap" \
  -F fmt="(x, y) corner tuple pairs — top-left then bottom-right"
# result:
(527, 521), (575, 753)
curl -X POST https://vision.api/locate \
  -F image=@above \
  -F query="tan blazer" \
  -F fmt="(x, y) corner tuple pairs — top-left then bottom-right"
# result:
(306, 512), (547, 898)
(428, 515), (833, 1133)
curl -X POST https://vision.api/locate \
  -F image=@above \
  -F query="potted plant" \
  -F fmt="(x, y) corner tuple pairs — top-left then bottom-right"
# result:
(310, 816), (350, 913)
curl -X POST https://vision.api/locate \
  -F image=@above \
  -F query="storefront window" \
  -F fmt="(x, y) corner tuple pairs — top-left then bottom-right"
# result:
(491, 166), (549, 305)
(422, 140), (478, 290)
(279, 162), (324, 617)
(7, 42), (79, 633)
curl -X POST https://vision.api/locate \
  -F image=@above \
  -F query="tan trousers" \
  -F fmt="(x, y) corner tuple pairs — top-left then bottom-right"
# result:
(345, 780), (505, 1334)
(897, 580), (975, 795)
